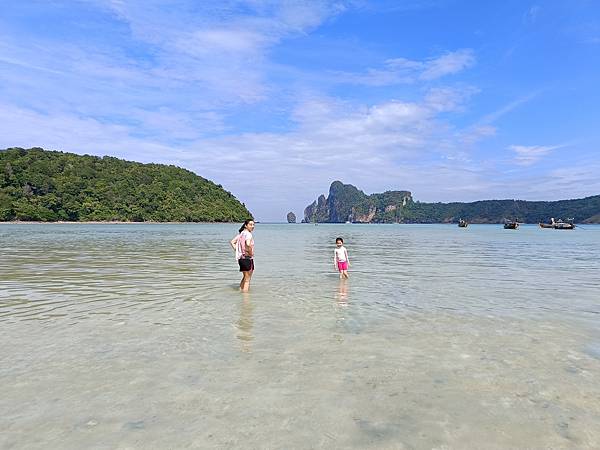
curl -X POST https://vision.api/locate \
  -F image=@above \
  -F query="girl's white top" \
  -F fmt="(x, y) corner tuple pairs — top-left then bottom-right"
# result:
(235, 230), (254, 260)
(334, 246), (348, 262)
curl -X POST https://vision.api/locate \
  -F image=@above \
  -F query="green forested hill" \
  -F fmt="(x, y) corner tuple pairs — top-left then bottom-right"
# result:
(0, 147), (252, 222)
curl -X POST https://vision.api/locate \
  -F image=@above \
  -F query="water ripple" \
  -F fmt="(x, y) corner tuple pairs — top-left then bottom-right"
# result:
(1, 223), (599, 324)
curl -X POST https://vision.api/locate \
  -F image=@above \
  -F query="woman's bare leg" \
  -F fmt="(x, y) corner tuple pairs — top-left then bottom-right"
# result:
(241, 270), (253, 292)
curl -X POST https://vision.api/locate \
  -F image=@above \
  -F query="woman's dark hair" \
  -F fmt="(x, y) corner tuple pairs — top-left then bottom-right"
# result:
(336, 237), (343, 243)
(239, 219), (253, 233)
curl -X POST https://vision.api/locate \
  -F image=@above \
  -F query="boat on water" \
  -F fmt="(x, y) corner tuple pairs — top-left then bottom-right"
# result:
(503, 219), (519, 229)
(539, 218), (575, 230)
(458, 219), (468, 228)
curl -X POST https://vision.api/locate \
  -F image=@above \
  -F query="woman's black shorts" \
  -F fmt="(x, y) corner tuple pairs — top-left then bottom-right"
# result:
(238, 257), (254, 272)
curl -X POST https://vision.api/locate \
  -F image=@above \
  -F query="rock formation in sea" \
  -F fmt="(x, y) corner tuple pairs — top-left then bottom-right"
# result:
(303, 181), (412, 223)
(286, 212), (296, 223)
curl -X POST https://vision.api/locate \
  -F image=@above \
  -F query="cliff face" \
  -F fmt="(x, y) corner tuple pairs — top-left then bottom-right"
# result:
(303, 181), (413, 223)
(303, 181), (600, 224)
(304, 194), (328, 223)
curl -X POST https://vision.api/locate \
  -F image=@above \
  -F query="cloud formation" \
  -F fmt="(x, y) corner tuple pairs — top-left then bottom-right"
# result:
(333, 49), (476, 86)
(1, 1), (597, 220)
(509, 144), (563, 166)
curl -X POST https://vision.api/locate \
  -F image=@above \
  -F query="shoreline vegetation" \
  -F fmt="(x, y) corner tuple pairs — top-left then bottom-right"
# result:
(2, 221), (599, 225)
(0, 147), (252, 223)
(303, 181), (600, 224)
(0, 221), (248, 225)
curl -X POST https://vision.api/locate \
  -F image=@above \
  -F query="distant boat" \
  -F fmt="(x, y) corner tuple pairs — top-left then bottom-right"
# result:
(458, 219), (468, 228)
(503, 219), (519, 229)
(539, 218), (575, 230)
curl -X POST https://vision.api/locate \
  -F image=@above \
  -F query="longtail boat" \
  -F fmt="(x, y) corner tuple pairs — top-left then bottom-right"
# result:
(458, 219), (468, 228)
(539, 218), (575, 230)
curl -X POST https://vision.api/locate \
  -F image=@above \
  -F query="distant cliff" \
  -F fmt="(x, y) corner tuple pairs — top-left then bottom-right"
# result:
(303, 181), (600, 224)
(304, 181), (413, 223)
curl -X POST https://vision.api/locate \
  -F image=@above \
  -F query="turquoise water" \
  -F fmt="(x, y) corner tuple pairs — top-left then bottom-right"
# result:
(1, 223), (600, 448)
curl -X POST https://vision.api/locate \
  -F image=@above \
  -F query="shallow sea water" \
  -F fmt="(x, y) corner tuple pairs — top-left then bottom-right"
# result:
(1, 223), (600, 449)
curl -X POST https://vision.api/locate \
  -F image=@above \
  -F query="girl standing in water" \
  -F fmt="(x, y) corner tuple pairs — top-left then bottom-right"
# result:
(333, 237), (350, 279)
(230, 219), (255, 292)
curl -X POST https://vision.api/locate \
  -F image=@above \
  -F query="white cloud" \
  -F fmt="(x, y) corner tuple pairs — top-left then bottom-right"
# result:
(0, 86), (483, 219)
(478, 158), (600, 202)
(0, 54), (65, 75)
(0, 105), (174, 163)
(175, 88), (484, 215)
(539, 163), (600, 197)
(103, 1), (343, 55)
(80, 0), (348, 105)
(331, 49), (475, 86)
(5, 1), (593, 221)
(181, 28), (268, 56)
(425, 86), (478, 112)
(459, 125), (496, 146)
(478, 91), (541, 125)
(509, 144), (562, 166)
(419, 49), (475, 80)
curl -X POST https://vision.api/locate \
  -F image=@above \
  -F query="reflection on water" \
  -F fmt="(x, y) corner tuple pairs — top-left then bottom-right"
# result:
(335, 280), (349, 306)
(236, 294), (254, 352)
(1, 223), (600, 448)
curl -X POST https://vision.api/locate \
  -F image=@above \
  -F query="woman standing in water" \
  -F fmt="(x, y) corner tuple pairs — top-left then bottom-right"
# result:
(230, 219), (255, 292)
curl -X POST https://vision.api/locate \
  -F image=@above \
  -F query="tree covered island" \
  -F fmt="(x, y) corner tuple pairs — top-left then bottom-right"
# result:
(0, 147), (252, 222)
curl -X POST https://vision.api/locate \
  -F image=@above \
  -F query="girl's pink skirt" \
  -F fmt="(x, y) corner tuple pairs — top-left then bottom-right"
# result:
(337, 261), (348, 271)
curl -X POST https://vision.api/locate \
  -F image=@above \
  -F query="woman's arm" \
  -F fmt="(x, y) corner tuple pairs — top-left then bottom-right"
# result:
(230, 236), (238, 251)
(245, 238), (253, 257)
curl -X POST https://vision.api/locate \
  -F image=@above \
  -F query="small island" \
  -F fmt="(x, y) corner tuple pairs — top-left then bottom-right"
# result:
(0, 147), (252, 222)
(286, 212), (296, 223)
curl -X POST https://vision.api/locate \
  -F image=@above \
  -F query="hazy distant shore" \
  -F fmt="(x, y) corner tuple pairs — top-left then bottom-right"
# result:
(3, 220), (598, 225)
(0, 221), (241, 225)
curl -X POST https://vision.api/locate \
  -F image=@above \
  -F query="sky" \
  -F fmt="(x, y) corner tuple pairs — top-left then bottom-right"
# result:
(1, 0), (599, 221)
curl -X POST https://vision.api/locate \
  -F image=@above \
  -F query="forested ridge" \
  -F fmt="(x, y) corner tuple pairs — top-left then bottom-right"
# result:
(0, 147), (252, 222)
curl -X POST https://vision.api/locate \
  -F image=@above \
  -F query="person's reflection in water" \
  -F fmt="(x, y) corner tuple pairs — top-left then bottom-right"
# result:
(335, 279), (349, 306)
(236, 293), (254, 353)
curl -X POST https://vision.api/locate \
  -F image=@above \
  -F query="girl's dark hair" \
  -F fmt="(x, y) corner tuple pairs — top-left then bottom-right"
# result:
(239, 219), (253, 233)
(336, 237), (343, 243)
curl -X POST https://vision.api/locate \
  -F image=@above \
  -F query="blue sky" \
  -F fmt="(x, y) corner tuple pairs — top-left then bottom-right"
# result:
(1, 0), (599, 221)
